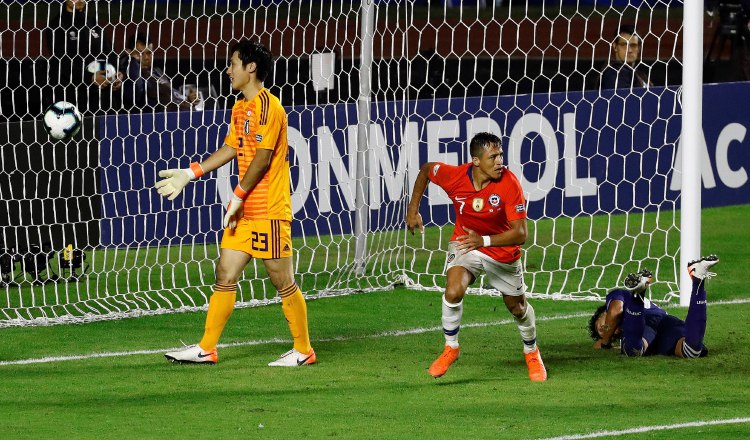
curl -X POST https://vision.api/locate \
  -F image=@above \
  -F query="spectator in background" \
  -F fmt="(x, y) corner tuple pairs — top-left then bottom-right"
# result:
(600, 25), (652, 90)
(705, 0), (750, 82)
(45, 0), (123, 113)
(120, 33), (201, 112)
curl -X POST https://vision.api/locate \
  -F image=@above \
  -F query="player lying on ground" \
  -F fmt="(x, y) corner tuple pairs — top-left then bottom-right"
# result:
(589, 255), (719, 358)
(406, 132), (547, 381)
(155, 39), (315, 367)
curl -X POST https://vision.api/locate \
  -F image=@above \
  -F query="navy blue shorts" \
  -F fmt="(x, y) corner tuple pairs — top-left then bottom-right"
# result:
(643, 314), (687, 356)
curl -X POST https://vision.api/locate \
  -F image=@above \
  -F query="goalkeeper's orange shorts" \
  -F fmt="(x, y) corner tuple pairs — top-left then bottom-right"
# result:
(220, 219), (293, 259)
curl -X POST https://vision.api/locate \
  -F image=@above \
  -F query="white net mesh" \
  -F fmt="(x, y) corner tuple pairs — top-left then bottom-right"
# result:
(1, 1), (685, 327)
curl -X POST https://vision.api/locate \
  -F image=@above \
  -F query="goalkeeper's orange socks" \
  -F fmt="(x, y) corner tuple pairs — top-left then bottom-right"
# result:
(279, 283), (312, 354)
(199, 283), (237, 351)
(197, 282), (311, 355)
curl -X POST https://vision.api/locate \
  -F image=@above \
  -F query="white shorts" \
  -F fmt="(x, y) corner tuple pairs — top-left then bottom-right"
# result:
(445, 241), (526, 296)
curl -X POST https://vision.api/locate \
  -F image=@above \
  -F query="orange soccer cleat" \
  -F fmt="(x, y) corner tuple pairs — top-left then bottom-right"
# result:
(428, 345), (460, 378)
(524, 347), (548, 382)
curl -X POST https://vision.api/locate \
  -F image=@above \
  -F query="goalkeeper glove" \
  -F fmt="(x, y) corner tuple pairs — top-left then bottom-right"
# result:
(224, 184), (249, 229)
(155, 162), (204, 201)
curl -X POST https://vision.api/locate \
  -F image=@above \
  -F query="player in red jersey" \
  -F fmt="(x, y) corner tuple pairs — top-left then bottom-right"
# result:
(406, 132), (547, 381)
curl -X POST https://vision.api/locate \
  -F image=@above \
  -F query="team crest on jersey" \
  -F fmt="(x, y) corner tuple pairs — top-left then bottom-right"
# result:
(472, 198), (484, 211)
(256, 134), (263, 142)
(246, 111), (252, 117)
(244, 119), (250, 134)
(488, 194), (501, 207)
(432, 164), (440, 176)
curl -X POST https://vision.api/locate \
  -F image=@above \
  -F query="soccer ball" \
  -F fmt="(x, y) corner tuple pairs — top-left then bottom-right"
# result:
(42, 101), (82, 141)
(86, 60), (117, 82)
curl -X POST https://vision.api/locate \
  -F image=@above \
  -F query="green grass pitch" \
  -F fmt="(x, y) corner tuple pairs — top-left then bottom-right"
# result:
(1, 204), (749, 439)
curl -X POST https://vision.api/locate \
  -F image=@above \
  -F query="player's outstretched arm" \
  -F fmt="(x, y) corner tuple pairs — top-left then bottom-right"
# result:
(197, 144), (238, 174)
(406, 162), (434, 235)
(155, 144), (236, 201)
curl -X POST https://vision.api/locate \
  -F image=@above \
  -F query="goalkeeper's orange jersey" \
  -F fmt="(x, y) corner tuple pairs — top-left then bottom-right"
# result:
(223, 88), (291, 221)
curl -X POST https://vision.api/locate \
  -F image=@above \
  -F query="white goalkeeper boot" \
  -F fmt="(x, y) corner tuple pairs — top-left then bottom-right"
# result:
(268, 348), (317, 367)
(164, 344), (218, 365)
(688, 255), (719, 280)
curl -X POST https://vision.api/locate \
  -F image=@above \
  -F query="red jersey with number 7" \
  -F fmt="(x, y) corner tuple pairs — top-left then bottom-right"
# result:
(427, 162), (527, 263)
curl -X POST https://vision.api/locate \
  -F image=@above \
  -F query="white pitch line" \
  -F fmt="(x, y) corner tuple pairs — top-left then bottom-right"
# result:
(668, 297), (750, 307)
(535, 417), (750, 440)
(2, 298), (749, 367)
(0, 311), (589, 367)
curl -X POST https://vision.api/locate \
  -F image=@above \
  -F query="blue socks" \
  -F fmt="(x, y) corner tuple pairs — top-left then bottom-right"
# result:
(683, 278), (707, 357)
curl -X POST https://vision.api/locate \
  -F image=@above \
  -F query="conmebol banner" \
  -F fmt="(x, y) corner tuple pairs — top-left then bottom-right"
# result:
(98, 82), (750, 247)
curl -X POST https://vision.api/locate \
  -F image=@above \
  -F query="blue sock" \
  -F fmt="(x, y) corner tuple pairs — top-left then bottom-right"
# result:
(621, 295), (645, 356)
(683, 277), (707, 352)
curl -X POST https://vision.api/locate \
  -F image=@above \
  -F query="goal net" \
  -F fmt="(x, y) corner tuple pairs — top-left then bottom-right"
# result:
(0, 1), (685, 327)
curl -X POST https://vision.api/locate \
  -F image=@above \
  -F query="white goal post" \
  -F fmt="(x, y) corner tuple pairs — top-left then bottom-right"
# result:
(0, 1), (699, 327)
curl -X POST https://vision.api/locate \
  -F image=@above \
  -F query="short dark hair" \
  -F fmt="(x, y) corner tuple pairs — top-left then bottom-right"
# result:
(230, 39), (273, 82)
(614, 24), (638, 43)
(126, 33), (150, 51)
(588, 304), (607, 340)
(469, 132), (502, 159)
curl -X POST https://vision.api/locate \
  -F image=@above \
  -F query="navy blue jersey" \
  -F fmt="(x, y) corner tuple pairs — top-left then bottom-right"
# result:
(605, 289), (667, 318)
(605, 290), (688, 356)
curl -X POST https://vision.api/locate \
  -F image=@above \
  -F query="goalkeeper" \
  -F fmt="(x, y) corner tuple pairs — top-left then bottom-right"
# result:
(589, 256), (719, 358)
(155, 40), (315, 367)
